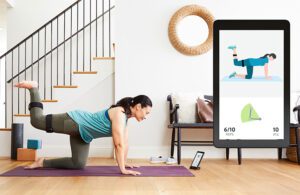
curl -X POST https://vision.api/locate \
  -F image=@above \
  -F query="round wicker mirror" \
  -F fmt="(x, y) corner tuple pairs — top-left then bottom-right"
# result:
(168, 5), (214, 56)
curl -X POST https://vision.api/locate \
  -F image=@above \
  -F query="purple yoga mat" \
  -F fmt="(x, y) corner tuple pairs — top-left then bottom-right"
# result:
(0, 166), (194, 177)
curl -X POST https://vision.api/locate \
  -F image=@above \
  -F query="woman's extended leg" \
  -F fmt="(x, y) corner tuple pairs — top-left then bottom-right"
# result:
(230, 47), (242, 66)
(16, 81), (78, 135)
(15, 81), (90, 169)
(227, 46), (246, 78)
(228, 45), (238, 59)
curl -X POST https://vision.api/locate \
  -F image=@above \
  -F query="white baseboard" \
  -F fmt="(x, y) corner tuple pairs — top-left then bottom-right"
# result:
(0, 145), (286, 159)
(127, 146), (284, 159)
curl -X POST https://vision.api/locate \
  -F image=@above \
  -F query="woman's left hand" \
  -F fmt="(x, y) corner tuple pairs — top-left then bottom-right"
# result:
(125, 164), (140, 168)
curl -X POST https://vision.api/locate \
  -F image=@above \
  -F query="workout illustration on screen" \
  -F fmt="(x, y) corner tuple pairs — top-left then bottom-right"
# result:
(227, 45), (276, 80)
(241, 103), (262, 123)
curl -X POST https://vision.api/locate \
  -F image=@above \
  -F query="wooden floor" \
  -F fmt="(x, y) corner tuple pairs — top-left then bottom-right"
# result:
(0, 158), (300, 195)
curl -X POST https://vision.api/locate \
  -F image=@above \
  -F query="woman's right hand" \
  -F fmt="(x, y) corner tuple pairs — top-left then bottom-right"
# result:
(121, 169), (141, 176)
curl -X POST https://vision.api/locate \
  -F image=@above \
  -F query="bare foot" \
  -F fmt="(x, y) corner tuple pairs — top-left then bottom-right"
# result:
(24, 157), (44, 169)
(14, 81), (38, 89)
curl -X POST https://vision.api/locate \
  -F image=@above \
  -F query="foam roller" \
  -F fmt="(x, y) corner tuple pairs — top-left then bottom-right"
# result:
(11, 123), (24, 160)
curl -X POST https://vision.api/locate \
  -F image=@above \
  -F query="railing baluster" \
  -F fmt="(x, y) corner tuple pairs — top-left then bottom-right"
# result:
(83, 0), (85, 71)
(96, 0), (98, 56)
(90, 0), (92, 71)
(51, 22), (53, 99)
(31, 37), (33, 80)
(25, 41), (27, 114)
(57, 17), (59, 86)
(64, 12), (66, 85)
(70, 7), (73, 86)
(102, 0), (104, 57)
(5, 56), (7, 127)
(1, 58), (4, 122)
(44, 27), (47, 100)
(38, 31), (40, 88)
(0, 61), (1, 122)
(11, 51), (14, 124)
(109, 0), (111, 57)
(17, 46), (20, 114)
(77, 2), (79, 72)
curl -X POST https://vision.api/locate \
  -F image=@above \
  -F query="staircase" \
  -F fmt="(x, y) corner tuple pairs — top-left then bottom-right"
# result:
(0, 0), (115, 157)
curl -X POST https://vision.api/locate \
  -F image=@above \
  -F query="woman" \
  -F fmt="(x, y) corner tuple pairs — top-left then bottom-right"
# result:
(15, 81), (152, 176)
(228, 45), (276, 80)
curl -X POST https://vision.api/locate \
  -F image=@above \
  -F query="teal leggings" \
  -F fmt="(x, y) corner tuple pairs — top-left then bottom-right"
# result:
(29, 88), (90, 169)
(233, 59), (253, 79)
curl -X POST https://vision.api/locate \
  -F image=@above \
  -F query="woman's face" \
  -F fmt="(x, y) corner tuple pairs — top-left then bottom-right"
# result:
(133, 104), (152, 122)
(268, 56), (275, 61)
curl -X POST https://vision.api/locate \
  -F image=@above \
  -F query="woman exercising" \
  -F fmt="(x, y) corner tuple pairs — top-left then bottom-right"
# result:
(15, 81), (152, 176)
(228, 45), (276, 80)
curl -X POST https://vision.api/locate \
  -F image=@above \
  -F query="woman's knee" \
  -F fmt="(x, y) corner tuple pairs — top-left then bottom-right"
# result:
(233, 59), (241, 66)
(30, 116), (46, 130)
(72, 160), (86, 169)
(245, 74), (252, 79)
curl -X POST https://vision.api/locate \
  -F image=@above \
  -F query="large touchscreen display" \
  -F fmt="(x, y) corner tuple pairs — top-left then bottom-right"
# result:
(219, 30), (284, 140)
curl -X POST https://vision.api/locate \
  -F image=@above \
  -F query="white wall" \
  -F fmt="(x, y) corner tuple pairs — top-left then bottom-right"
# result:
(116, 0), (300, 159)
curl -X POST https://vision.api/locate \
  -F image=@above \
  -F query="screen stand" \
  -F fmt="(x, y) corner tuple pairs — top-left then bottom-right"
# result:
(226, 148), (242, 165)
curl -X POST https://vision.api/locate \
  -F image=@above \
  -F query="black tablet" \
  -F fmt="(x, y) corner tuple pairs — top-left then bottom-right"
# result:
(190, 151), (205, 170)
(213, 20), (290, 148)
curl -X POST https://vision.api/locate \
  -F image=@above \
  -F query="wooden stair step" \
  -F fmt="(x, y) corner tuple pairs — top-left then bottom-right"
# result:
(0, 128), (12, 131)
(53, 85), (78, 88)
(73, 71), (97, 74)
(14, 114), (31, 117)
(93, 57), (115, 60)
(41, 99), (58, 103)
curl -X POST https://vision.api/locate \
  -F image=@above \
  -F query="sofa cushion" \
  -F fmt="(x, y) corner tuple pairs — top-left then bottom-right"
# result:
(171, 92), (204, 123)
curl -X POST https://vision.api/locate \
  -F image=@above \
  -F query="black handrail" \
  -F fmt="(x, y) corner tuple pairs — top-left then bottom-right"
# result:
(6, 5), (115, 83)
(0, 0), (83, 59)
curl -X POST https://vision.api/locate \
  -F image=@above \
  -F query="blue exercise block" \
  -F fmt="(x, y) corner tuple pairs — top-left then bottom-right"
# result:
(27, 139), (42, 149)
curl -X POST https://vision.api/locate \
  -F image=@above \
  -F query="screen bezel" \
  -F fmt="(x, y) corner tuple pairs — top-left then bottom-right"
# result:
(213, 20), (290, 148)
